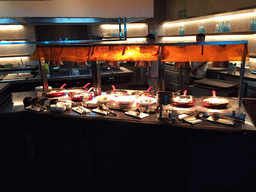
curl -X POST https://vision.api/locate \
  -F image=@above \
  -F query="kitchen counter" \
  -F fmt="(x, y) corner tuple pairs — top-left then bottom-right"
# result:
(0, 67), (133, 93)
(0, 82), (10, 93)
(0, 83), (12, 112)
(207, 67), (256, 81)
(0, 66), (132, 84)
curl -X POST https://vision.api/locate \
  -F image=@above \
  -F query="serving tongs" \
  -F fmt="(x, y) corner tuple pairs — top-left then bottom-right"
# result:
(98, 103), (117, 116)
(211, 112), (243, 123)
(46, 83), (67, 97)
(106, 85), (127, 95)
(72, 105), (91, 114)
(172, 90), (191, 99)
(125, 107), (149, 119)
(131, 86), (155, 97)
(206, 112), (236, 126)
(67, 83), (91, 95)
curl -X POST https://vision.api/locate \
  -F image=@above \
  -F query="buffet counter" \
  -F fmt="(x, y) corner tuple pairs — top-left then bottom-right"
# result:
(1, 90), (256, 191)
(3, 90), (256, 133)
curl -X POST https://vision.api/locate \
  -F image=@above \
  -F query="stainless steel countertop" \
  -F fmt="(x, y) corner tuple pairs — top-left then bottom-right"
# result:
(3, 91), (256, 133)
(0, 67), (133, 84)
(208, 67), (256, 81)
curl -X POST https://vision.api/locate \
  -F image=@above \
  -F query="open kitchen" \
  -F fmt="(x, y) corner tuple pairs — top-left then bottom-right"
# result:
(1, 0), (256, 191)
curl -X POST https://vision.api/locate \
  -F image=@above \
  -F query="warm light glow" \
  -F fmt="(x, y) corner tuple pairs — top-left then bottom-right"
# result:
(207, 35), (253, 41)
(101, 23), (147, 29)
(163, 36), (196, 42)
(13, 102), (24, 106)
(163, 34), (253, 43)
(163, 10), (256, 27)
(0, 56), (29, 60)
(163, 22), (188, 27)
(161, 43), (248, 62)
(213, 12), (256, 20)
(89, 45), (159, 61)
(0, 25), (23, 30)
(245, 121), (254, 126)
(126, 38), (146, 43)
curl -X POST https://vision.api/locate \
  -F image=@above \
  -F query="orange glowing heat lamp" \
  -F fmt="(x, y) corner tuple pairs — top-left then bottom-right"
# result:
(30, 46), (91, 63)
(161, 43), (249, 62)
(89, 46), (125, 61)
(88, 45), (160, 62)
(60, 47), (91, 62)
(122, 45), (160, 61)
(31, 47), (63, 63)
(30, 41), (248, 64)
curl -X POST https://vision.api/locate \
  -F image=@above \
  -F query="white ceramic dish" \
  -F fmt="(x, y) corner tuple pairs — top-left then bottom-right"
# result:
(50, 104), (57, 111)
(57, 102), (66, 112)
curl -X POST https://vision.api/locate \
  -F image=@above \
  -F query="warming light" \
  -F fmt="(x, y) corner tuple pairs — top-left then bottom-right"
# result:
(0, 25), (23, 30)
(213, 11), (256, 20)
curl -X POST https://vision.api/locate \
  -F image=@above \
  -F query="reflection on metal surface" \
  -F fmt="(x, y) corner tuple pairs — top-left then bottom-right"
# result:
(13, 102), (24, 106)
(245, 121), (254, 126)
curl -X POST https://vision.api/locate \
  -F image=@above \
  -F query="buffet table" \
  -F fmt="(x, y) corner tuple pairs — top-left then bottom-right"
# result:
(3, 90), (256, 132)
(6, 98), (255, 132)
(2, 41), (256, 189)
(1, 91), (256, 190)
